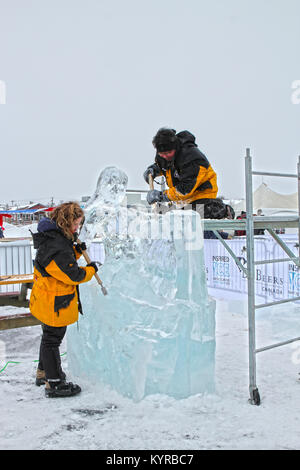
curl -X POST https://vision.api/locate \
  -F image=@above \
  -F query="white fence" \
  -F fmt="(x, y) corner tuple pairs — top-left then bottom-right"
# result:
(0, 240), (33, 294)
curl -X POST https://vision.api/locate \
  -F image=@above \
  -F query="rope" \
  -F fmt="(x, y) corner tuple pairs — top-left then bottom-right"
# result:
(0, 352), (67, 374)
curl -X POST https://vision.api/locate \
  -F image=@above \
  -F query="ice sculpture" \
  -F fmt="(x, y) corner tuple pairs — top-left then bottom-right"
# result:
(80, 166), (128, 242)
(67, 167), (216, 401)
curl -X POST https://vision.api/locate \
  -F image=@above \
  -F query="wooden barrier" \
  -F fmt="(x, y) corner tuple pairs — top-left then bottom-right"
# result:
(0, 274), (34, 285)
(0, 273), (34, 304)
(0, 312), (41, 330)
(0, 274), (37, 329)
(0, 237), (32, 243)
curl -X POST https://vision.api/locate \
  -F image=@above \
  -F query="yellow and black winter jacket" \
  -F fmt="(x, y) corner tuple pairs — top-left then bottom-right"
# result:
(30, 218), (95, 327)
(148, 131), (218, 203)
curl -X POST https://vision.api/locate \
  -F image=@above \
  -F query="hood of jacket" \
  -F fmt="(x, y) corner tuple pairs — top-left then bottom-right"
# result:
(176, 130), (197, 148)
(37, 217), (57, 233)
(31, 217), (61, 249)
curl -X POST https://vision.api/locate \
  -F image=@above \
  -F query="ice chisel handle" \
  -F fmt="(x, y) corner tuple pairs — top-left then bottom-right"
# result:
(148, 173), (158, 211)
(77, 239), (108, 296)
(148, 173), (155, 190)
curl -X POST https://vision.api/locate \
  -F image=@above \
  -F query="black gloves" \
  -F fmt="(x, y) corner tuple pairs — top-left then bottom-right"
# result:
(87, 262), (98, 273)
(143, 164), (161, 184)
(147, 190), (170, 205)
(75, 242), (87, 254)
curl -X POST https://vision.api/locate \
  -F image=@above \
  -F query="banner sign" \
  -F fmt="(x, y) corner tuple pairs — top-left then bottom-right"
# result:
(204, 235), (299, 303)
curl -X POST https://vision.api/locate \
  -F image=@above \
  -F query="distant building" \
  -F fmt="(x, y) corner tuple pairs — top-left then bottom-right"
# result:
(1, 203), (53, 225)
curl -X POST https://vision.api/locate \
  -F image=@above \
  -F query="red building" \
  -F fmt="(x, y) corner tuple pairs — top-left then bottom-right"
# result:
(0, 204), (54, 226)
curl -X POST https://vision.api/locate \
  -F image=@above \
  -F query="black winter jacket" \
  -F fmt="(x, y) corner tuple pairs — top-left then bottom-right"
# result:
(147, 131), (218, 203)
(30, 218), (95, 327)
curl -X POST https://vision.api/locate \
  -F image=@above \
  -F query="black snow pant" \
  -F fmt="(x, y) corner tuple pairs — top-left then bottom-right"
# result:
(38, 323), (67, 382)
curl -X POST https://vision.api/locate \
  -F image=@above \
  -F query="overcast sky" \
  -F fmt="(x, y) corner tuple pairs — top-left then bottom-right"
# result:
(0, 0), (300, 205)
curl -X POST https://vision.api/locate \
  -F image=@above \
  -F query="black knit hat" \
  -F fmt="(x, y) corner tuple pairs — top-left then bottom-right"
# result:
(152, 128), (178, 153)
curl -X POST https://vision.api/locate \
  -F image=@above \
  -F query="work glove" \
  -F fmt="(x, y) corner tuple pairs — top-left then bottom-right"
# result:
(87, 262), (99, 273)
(147, 190), (170, 205)
(143, 164), (160, 184)
(75, 242), (87, 254)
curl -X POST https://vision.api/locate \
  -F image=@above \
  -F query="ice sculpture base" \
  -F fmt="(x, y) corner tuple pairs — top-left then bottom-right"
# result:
(68, 296), (216, 402)
(67, 210), (216, 402)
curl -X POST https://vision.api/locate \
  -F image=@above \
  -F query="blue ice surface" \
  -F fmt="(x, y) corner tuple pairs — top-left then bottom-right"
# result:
(68, 209), (216, 402)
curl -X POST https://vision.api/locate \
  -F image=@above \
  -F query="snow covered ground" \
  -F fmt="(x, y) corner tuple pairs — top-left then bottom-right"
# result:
(1, 222), (300, 450)
(1, 298), (300, 450)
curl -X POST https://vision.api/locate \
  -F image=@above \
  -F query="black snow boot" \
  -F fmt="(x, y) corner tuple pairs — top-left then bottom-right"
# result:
(45, 380), (81, 398)
(36, 369), (66, 386)
(36, 369), (46, 386)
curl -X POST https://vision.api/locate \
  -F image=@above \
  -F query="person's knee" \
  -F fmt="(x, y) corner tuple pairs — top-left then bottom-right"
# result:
(41, 325), (66, 348)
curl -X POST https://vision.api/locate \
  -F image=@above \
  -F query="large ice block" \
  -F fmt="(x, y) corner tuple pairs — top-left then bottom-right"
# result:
(67, 168), (216, 401)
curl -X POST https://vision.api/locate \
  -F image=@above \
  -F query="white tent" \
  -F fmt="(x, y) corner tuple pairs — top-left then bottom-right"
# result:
(232, 183), (298, 216)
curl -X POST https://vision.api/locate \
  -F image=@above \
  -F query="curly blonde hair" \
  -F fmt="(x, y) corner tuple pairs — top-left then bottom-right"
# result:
(50, 202), (84, 240)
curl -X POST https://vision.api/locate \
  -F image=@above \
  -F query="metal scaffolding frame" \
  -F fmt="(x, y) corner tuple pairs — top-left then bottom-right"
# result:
(204, 148), (300, 405)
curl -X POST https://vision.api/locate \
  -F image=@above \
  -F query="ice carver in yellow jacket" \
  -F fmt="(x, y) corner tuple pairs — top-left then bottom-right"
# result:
(30, 202), (98, 398)
(144, 128), (218, 207)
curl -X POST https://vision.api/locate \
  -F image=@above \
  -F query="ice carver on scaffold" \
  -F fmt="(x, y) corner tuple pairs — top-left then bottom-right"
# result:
(144, 127), (219, 208)
(30, 202), (98, 398)
(144, 128), (234, 225)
